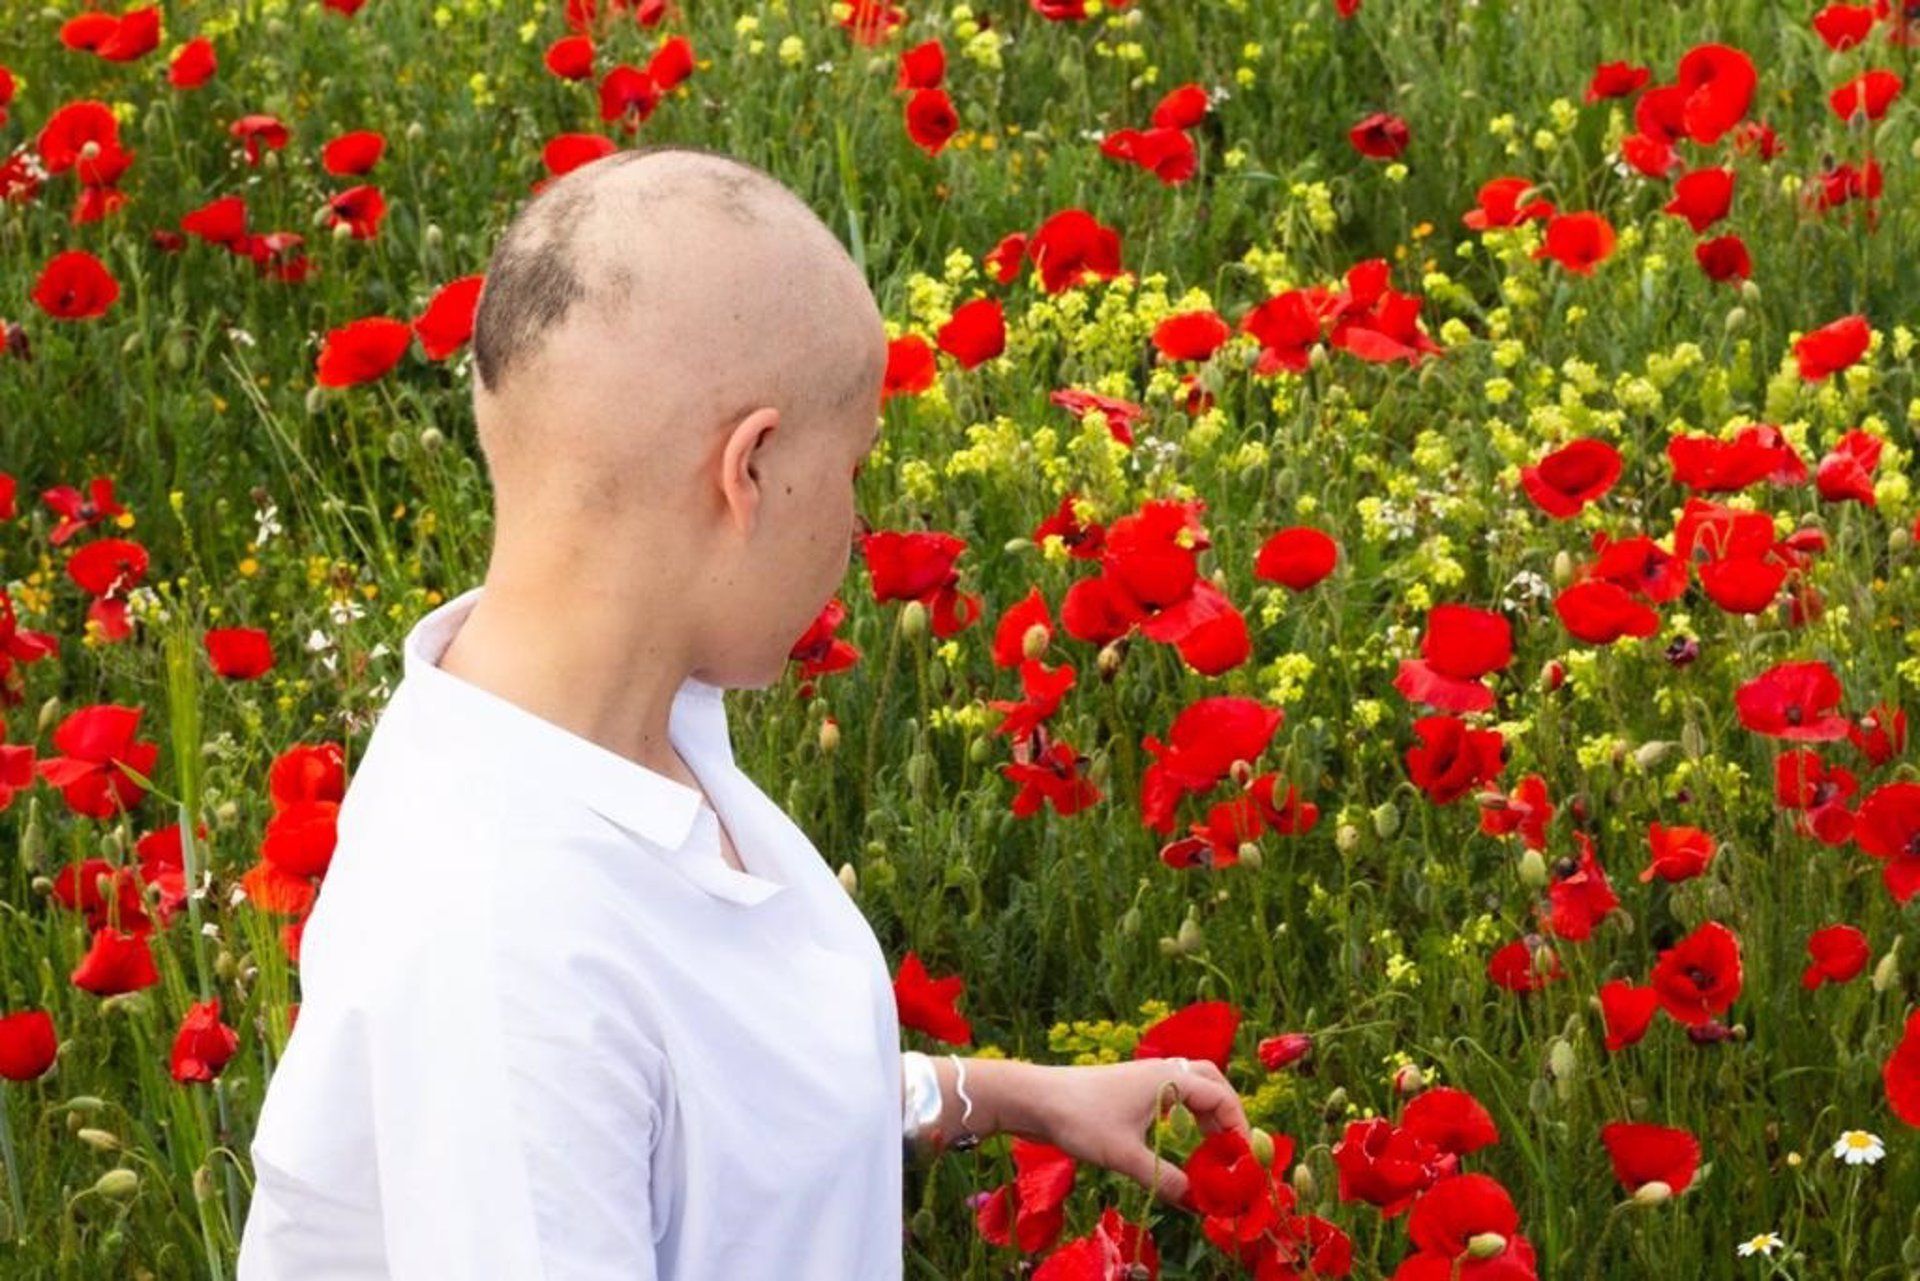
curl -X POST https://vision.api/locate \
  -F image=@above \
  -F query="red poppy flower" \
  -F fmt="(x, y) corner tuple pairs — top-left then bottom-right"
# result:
(169, 36), (217, 88)
(1650, 921), (1743, 1025)
(1694, 234), (1751, 283)
(326, 184), (387, 239)
(1794, 315), (1871, 380)
(1520, 438), (1621, 518)
(1158, 795), (1263, 870)
(182, 195), (249, 248)
(1182, 1127), (1269, 1220)
(1026, 208), (1125, 295)
(1854, 782), (1920, 903)
(1801, 925), (1870, 990)
(989, 660), (1076, 741)
(200, 627), (273, 680)
(1488, 937), (1564, 992)
(31, 250), (120, 320)
(1462, 175), (1555, 230)
(1401, 1089), (1499, 1157)
(1254, 526), (1339, 591)
(321, 130), (386, 176)
(881, 333), (937, 399)
(316, 316), (413, 387)
(862, 529), (980, 635)
(1816, 429), (1882, 505)
(1599, 1122), (1699, 1196)
(598, 65), (661, 129)
(897, 40), (945, 91)
(545, 34), (596, 81)
(1405, 1172), (1521, 1267)
(170, 998), (240, 1084)
(1535, 212), (1616, 274)
(788, 597), (860, 687)
(1813, 4), (1878, 51)
(71, 926), (159, 996)
(1140, 697), (1284, 833)
(1406, 715), (1504, 805)
(36, 704), (160, 818)
(1032, 492), (1106, 561)
(892, 950), (970, 1045)
(1394, 605), (1512, 713)
(1585, 61), (1651, 102)
(1735, 660), (1848, 741)
(1886, 1010), (1920, 1127)
(1257, 1033), (1313, 1072)
(1544, 831), (1618, 942)
(1000, 738), (1101, 817)
(414, 275), (485, 361)
(1663, 167), (1734, 232)
(1479, 774), (1553, 850)
(976, 1139), (1076, 1253)
(1848, 703), (1906, 766)
(1551, 579), (1658, 646)
(1332, 1118), (1450, 1217)
(1241, 287), (1332, 374)
(1134, 999), (1238, 1073)
(1151, 82), (1209, 130)
(542, 132), (618, 179)
(1675, 43), (1756, 144)
(1151, 310), (1231, 363)
(229, 113), (290, 165)
(61, 5), (161, 61)
(1829, 70), (1902, 121)
(0, 1010), (58, 1081)
(67, 537), (148, 598)
(905, 87), (959, 156)
(1100, 126), (1197, 185)
(936, 297), (1005, 368)
(1347, 112), (1410, 159)
(1598, 980), (1659, 1051)
(1641, 822), (1717, 884)
(1668, 424), (1807, 492)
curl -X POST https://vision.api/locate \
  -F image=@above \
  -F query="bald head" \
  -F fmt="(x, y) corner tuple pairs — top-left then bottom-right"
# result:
(468, 144), (888, 522)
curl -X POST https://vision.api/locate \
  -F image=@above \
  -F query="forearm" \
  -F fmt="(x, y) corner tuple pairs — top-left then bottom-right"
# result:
(927, 1053), (1051, 1143)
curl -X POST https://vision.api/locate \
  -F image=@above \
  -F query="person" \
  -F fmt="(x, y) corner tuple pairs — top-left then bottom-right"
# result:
(235, 142), (1250, 1279)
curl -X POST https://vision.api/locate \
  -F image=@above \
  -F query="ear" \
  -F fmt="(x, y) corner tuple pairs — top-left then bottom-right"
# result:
(718, 406), (780, 537)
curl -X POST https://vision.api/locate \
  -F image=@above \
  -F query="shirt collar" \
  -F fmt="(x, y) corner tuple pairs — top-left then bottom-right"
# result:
(398, 585), (731, 853)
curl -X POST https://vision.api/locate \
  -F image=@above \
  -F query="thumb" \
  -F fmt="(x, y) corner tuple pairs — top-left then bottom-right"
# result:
(1110, 1140), (1192, 1210)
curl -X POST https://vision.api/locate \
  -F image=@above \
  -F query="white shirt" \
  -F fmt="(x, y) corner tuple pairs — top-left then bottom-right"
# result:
(237, 586), (906, 1280)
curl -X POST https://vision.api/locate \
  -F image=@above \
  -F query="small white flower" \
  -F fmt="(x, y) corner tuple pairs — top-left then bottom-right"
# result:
(306, 628), (334, 653)
(254, 502), (283, 544)
(328, 597), (366, 627)
(1736, 1232), (1783, 1258)
(1832, 1130), (1884, 1166)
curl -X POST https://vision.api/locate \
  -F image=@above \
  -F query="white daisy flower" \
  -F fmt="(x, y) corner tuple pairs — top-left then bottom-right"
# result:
(1832, 1130), (1884, 1166)
(1736, 1232), (1783, 1258)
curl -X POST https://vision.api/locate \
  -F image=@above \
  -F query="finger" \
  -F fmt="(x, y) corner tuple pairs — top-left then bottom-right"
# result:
(1171, 1072), (1251, 1136)
(1110, 1140), (1192, 1210)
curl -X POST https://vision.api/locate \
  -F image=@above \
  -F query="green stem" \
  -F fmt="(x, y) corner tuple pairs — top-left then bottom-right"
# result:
(0, 1083), (24, 1244)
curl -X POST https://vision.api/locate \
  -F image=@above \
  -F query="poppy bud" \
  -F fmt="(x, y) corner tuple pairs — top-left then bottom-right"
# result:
(94, 1168), (140, 1200)
(385, 428), (410, 459)
(1096, 641), (1125, 680)
(1632, 740), (1673, 770)
(1308, 344), (1329, 369)
(163, 329), (192, 372)
(1539, 659), (1565, 692)
(1335, 823), (1360, 854)
(1118, 905), (1141, 935)
(1238, 842), (1262, 869)
(1518, 848), (1548, 888)
(905, 752), (932, 792)
(1548, 1038), (1577, 1081)
(1371, 800), (1400, 839)
(1157, 935), (1181, 956)
(1724, 306), (1747, 334)
(1631, 1180), (1672, 1207)
(306, 386), (327, 416)
(1164, 1102), (1198, 1146)
(1175, 915), (1204, 953)
(1392, 1063), (1424, 1094)
(406, 121), (427, 142)
(64, 1096), (108, 1115)
(899, 600), (928, 638)
(1871, 936), (1901, 993)
(1551, 550), (1574, 584)
(1738, 279), (1760, 304)
(1468, 1233), (1509, 1260)
(38, 696), (61, 734)
(818, 717), (840, 752)
(331, 221), (354, 242)
(1321, 1087), (1348, 1120)
(1021, 623), (1049, 661)
(215, 948), (237, 981)
(836, 862), (858, 894)
(419, 427), (446, 453)
(79, 140), (101, 162)
(76, 1128), (120, 1151)
(1291, 1161), (1316, 1202)
(1247, 1126), (1275, 1165)
(28, 876), (51, 895)
(1890, 525), (1910, 554)
(908, 1206), (935, 1241)
(193, 1165), (216, 1203)
(1230, 758), (1254, 787)
(967, 735), (990, 765)
(214, 799), (240, 828)
(424, 223), (443, 251)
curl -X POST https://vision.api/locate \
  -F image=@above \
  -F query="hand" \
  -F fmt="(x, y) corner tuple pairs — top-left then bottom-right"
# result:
(958, 1056), (1251, 1209)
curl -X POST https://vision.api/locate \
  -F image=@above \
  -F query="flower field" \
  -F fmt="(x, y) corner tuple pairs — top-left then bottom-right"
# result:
(5, 0), (1920, 1275)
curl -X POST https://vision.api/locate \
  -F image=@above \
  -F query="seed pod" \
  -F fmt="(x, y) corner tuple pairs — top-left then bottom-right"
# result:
(1021, 623), (1049, 661)
(1175, 915), (1203, 953)
(1872, 936), (1901, 992)
(836, 863), (858, 894)
(76, 1128), (120, 1152)
(1247, 1127), (1275, 1165)
(94, 1169), (140, 1200)
(898, 600), (927, 638)
(1335, 823), (1360, 854)
(1518, 848), (1548, 888)
(1238, 843), (1263, 870)
(818, 718), (841, 753)
(1468, 1233), (1509, 1260)
(1371, 800), (1400, 839)
(1631, 1180), (1672, 1207)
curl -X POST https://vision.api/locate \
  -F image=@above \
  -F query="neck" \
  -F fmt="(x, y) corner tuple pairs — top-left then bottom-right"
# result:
(436, 548), (701, 781)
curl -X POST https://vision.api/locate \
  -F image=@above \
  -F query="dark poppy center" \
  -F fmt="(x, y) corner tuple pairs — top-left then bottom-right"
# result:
(1685, 966), (1715, 991)
(1812, 782), (1838, 806)
(1906, 832), (1920, 859)
(1784, 705), (1804, 726)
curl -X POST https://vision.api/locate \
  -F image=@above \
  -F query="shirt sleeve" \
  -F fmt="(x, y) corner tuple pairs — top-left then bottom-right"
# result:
(366, 854), (670, 1281)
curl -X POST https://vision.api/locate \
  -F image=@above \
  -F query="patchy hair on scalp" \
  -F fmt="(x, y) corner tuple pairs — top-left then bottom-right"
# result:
(469, 142), (792, 397)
